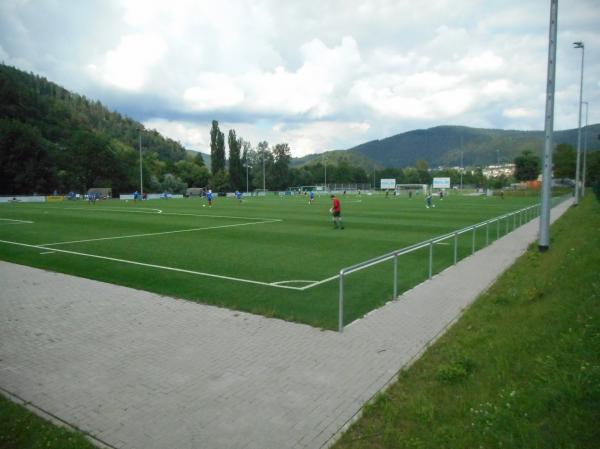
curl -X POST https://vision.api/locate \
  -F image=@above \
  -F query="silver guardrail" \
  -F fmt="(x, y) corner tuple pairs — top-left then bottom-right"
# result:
(337, 196), (569, 332)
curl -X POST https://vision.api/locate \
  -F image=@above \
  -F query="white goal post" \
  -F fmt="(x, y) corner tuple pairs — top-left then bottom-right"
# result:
(395, 184), (428, 195)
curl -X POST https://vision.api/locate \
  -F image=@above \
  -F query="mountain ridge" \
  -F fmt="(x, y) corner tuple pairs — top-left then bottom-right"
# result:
(293, 124), (600, 169)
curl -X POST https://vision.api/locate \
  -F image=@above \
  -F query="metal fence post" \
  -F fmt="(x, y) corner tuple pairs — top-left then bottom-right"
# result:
(486, 222), (489, 246)
(393, 253), (398, 299)
(513, 213), (516, 230)
(471, 225), (476, 254)
(505, 215), (509, 234)
(338, 270), (344, 333)
(520, 210), (522, 226)
(497, 218), (500, 239)
(428, 241), (433, 279)
(453, 232), (458, 265)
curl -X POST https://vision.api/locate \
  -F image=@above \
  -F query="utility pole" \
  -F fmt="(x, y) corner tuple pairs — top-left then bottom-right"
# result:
(323, 154), (327, 191)
(460, 150), (463, 190)
(539, 0), (558, 252)
(573, 41), (585, 206)
(139, 133), (143, 195)
(262, 148), (266, 192)
(582, 101), (589, 196)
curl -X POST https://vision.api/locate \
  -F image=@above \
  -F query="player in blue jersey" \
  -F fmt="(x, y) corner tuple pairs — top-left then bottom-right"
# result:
(207, 189), (213, 207)
(236, 190), (242, 202)
(309, 190), (315, 204)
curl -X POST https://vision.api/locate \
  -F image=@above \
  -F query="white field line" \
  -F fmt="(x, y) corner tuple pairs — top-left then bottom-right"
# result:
(0, 218), (34, 224)
(40, 219), (282, 247)
(63, 207), (163, 214)
(270, 279), (318, 286)
(0, 239), (303, 290)
(60, 207), (282, 222)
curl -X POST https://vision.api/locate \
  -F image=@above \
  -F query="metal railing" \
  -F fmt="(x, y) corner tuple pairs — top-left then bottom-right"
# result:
(337, 196), (568, 332)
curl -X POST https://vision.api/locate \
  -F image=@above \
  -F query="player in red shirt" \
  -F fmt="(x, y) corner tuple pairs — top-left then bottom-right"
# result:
(330, 194), (344, 229)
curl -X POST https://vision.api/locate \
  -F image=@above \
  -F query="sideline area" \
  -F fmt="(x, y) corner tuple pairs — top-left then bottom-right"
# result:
(0, 199), (572, 449)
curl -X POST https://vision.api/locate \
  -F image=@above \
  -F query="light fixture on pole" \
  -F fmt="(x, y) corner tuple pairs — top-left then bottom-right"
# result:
(573, 41), (584, 206)
(539, 0), (558, 252)
(582, 101), (589, 196)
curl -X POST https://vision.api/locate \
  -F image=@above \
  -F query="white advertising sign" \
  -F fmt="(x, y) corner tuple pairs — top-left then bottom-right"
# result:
(380, 179), (396, 189)
(433, 177), (451, 189)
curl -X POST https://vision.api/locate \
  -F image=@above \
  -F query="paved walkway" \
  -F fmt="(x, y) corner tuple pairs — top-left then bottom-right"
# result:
(0, 200), (571, 449)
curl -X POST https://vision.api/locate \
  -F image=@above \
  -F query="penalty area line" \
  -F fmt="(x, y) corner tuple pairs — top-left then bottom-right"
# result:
(0, 239), (303, 290)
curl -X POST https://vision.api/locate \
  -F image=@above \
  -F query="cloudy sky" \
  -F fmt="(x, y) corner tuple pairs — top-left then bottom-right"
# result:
(1, 0), (599, 157)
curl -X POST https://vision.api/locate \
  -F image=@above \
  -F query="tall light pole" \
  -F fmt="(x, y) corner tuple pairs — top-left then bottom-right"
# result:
(460, 150), (463, 190)
(139, 133), (143, 195)
(573, 41), (584, 206)
(323, 153), (327, 191)
(245, 162), (251, 194)
(582, 101), (589, 196)
(539, 0), (558, 252)
(262, 148), (266, 192)
(373, 165), (376, 190)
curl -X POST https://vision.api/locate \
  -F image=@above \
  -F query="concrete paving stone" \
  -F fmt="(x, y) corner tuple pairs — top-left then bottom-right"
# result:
(0, 200), (571, 449)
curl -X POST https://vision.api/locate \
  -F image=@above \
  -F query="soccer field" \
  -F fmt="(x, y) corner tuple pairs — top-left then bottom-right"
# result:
(0, 193), (543, 330)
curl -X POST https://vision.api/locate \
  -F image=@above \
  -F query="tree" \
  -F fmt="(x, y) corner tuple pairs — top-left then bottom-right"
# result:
(174, 160), (209, 187)
(194, 152), (205, 166)
(553, 143), (576, 178)
(210, 170), (230, 193)
(228, 130), (243, 191)
(0, 119), (56, 194)
(271, 143), (291, 190)
(253, 141), (271, 190)
(210, 120), (225, 174)
(514, 150), (540, 181)
(160, 173), (187, 193)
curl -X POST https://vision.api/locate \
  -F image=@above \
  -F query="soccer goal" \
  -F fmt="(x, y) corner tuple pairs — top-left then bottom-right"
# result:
(395, 184), (427, 196)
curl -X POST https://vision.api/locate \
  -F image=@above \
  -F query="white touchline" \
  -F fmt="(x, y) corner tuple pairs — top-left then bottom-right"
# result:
(0, 239), (304, 291)
(0, 218), (34, 224)
(39, 219), (282, 246)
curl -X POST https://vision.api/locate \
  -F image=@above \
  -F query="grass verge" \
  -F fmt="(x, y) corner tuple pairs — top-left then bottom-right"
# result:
(333, 194), (600, 449)
(0, 394), (96, 449)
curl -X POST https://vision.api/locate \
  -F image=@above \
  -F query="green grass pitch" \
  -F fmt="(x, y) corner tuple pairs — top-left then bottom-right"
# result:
(0, 192), (542, 330)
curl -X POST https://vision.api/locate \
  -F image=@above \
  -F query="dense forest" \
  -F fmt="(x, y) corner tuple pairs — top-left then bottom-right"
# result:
(0, 63), (204, 195)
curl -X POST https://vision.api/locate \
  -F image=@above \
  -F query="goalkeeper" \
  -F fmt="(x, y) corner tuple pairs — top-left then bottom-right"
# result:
(330, 194), (344, 229)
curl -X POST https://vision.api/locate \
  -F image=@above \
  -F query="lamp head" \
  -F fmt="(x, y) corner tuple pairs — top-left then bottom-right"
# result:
(573, 41), (584, 48)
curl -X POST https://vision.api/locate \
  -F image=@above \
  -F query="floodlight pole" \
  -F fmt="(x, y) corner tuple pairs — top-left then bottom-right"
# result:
(539, 0), (558, 252)
(373, 165), (376, 190)
(460, 150), (463, 190)
(582, 101), (589, 196)
(323, 154), (327, 191)
(573, 41), (584, 206)
(246, 162), (250, 193)
(262, 149), (266, 192)
(139, 133), (143, 195)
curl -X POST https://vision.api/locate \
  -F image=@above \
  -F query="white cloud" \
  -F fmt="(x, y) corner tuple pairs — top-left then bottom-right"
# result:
(503, 107), (538, 119)
(183, 73), (245, 110)
(144, 118), (371, 157)
(99, 33), (168, 91)
(1, 0), (599, 156)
